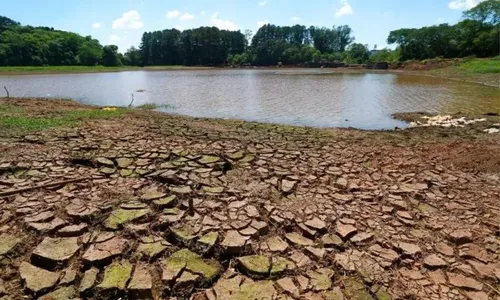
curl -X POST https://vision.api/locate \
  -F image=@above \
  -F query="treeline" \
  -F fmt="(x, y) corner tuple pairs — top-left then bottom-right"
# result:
(0, 0), (498, 67)
(133, 24), (364, 66)
(138, 27), (246, 66)
(0, 16), (123, 66)
(388, 0), (499, 60)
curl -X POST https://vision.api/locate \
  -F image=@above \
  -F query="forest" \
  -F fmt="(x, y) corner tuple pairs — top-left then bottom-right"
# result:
(0, 0), (498, 67)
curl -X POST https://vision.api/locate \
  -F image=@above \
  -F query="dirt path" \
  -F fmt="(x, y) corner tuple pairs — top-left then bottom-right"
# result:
(0, 99), (499, 300)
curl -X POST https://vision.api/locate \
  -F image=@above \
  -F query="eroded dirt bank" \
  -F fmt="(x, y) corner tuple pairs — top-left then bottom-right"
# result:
(0, 98), (499, 300)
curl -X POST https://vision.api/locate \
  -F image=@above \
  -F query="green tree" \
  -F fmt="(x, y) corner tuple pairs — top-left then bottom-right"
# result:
(346, 43), (369, 64)
(101, 45), (121, 66)
(78, 38), (102, 65)
(463, 0), (500, 24)
(124, 46), (143, 66)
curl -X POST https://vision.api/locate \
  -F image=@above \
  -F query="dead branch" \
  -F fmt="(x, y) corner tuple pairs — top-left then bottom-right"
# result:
(0, 177), (90, 197)
(129, 93), (134, 107)
(3, 86), (9, 98)
(188, 198), (194, 216)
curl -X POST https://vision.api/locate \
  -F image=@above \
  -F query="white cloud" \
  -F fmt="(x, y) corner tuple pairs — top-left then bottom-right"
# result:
(335, 0), (353, 18)
(180, 13), (194, 21)
(437, 17), (446, 23)
(166, 10), (180, 19)
(92, 22), (101, 29)
(109, 34), (121, 44)
(258, 1), (267, 6)
(256, 20), (269, 28)
(175, 25), (185, 31)
(210, 13), (238, 30)
(201, 10), (206, 16)
(291, 16), (301, 21)
(448, 0), (484, 10)
(112, 10), (144, 30)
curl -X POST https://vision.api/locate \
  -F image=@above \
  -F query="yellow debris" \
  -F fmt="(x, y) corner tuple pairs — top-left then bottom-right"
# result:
(102, 107), (117, 111)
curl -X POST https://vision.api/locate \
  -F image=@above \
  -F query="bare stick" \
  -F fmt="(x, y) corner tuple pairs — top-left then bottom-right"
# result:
(188, 198), (194, 216)
(128, 93), (134, 107)
(3, 86), (9, 98)
(0, 177), (90, 197)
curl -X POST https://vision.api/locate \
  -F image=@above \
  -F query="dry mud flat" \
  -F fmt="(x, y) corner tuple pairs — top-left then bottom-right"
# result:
(0, 99), (499, 300)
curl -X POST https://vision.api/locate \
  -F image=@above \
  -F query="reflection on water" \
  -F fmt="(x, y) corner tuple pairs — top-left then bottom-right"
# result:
(0, 70), (498, 129)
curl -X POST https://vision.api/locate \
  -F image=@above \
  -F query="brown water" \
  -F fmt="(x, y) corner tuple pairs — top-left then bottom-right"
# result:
(1, 69), (498, 129)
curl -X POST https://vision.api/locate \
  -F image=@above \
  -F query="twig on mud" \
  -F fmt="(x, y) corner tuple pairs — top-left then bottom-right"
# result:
(129, 93), (134, 107)
(4, 86), (9, 98)
(188, 198), (194, 216)
(0, 177), (90, 197)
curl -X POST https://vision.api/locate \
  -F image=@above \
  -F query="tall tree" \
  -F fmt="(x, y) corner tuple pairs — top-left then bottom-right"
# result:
(101, 45), (121, 66)
(463, 0), (500, 24)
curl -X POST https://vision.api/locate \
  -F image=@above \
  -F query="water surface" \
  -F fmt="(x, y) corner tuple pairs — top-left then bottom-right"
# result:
(1, 69), (498, 129)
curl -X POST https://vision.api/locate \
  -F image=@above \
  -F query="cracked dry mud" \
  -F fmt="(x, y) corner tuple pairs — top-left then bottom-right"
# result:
(0, 99), (499, 300)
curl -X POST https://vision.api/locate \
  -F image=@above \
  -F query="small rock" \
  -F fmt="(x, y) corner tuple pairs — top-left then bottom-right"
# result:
(321, 233), (343, 247)
(82, 236), (128, 265)
(97, 260), (133, 291)
(305, 246), (326, 259)
(128, 263), (153, 298)
(423, 254), (447, 269)
(173, 271), (199, 295)
(335, 222), (357, 240)
(19, 262), (59, 293)
(153, 195), (177, 208)
(459, 244), (489, 263)
(32, 237), (79, 268)
(56, 224), (88, 237)
(447, 272), (483, 291)
(306, 268), (333, 291)
(104, 207), (150, 230)
(350, 232), (374, 243)
(270, 256), (295, 276)
(395, 242), (421, 257)
(267, 236), (289, 252)
(79, 268), (99, 294)
(221, 230), (248, 254)
(116, 157), (133, 168)
(59, 267), (77, 285)
(237, 255), (271, 278)
(136, 235), (170, 260)
(435, 242), (454, 256)
(448, 229), (473, 245)
(277, 277), (300, 298)
(96, 157), (114, 167)
(197, 232), (219, 251)
(140, 190), (167, 201)
(281, 179), (297, 194)
(0, 234), (21, 256)
(285, 232), (314, 246)
(39, 286), (76, 300)
(305, 217), (327, 231)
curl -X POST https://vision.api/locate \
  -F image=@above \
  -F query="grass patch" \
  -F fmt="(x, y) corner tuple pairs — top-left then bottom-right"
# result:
(457, 57), (500, 74)
(136, 103), (176, 110)
(137, 103), (158, 110)
(0, 104), (127, 136)
(0, 65), (141, 74)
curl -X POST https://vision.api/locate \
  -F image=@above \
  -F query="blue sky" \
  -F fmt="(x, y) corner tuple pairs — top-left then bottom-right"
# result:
(4, 0), (484, 52)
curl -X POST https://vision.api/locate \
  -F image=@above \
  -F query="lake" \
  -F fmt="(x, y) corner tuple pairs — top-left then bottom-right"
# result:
(1, 69), (498, 129)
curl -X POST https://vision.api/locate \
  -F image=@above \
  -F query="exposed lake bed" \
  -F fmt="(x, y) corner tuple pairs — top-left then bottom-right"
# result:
(0, 97), (499, 300)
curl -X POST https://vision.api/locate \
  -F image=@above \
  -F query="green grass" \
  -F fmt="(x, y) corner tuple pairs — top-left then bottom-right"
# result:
(136, 103), (158, 110)
(0, 65), (141, 74)
(0, 104), (127, 136)
(456, 57), (500, 74)
(136, 103), (176, 110)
